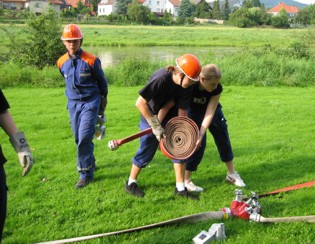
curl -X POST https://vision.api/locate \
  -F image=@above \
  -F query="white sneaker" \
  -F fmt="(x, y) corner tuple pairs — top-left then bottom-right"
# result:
(226, 172), (246, 187)
(185, 179), (204, 192)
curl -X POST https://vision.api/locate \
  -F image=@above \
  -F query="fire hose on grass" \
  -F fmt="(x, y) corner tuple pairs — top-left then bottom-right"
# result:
(37, 181), (315, 244)
(41, 185), (315, 244)
(41, 117), (315, 243)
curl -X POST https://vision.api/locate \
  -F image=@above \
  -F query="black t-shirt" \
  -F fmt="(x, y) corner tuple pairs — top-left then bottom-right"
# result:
(0, 89), (10, 165)
(139, 68), (193, 115)
(189, 83), (223, 113)
(0, 89), (10, 113)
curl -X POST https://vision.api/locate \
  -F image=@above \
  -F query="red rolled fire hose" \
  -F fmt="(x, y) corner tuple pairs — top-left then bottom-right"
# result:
(160, 116), (199, 160)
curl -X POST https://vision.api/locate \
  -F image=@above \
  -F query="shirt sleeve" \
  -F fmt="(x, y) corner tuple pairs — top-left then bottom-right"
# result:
(0, 89), (10, 113)
(92, 58), (108, 97)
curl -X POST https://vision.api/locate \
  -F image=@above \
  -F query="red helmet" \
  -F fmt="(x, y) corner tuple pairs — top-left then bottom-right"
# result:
(176, 54), (202, 81)
(61, 24), (84, 40)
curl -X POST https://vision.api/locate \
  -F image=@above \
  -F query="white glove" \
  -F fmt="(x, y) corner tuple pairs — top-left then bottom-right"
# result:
(9, 131), (34, 176)
(147, 116), (165, 142)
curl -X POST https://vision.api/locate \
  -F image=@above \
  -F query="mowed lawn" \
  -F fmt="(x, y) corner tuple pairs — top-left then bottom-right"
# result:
(0, 86), (314, 243)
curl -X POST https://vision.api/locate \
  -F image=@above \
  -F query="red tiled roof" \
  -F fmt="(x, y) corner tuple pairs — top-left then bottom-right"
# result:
(98, 0), (115, 6)
(65, 0), (90, 8)
(49, 0), (63, 5)
(268, 2), (299, 14)
(168, 0), (180, 7)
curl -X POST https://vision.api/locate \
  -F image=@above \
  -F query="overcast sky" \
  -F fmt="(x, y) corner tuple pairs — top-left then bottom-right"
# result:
(295, 0), (315, 4)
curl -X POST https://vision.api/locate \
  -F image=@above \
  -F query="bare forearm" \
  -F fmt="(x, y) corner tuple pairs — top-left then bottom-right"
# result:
(0, 110), (19, 137)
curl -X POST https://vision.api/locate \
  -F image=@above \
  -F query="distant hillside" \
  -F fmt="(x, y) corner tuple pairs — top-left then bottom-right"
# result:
(209, 0), (309, 10)
(260, 0), (308, 9)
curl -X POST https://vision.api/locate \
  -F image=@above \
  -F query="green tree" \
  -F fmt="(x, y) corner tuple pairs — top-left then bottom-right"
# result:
(76, 0), (91, 15)
(248, 7), (270, 25)
(296, 4), (315, 25)
(295, 7), (311, 25)
(194, 0), (211, 18)
(212, 0), (221, 19)
(223, 0), (230, 20)
(91, 0), (101, 13)
(271, 9), (290, 28)
(178, 0), (194, 18)
(127, 0), (150, 23)
(251, 0), (261, 7)
(229, 7), (255, 27)
(4, 9), (65, 69)
(243, 0), (253, 8)
(116, 0), (132, 15)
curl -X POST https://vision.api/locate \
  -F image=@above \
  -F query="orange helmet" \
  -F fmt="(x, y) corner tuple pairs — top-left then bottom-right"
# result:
(176, 54), (202, 81)
(61, 24), (84, 40)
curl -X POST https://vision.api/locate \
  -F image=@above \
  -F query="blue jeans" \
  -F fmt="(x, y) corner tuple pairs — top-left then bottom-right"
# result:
(186, 105), (234, 171)
(67, 97), (99, 179)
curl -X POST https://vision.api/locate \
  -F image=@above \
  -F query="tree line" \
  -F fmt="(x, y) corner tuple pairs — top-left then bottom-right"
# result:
(75, 0), (315, 28)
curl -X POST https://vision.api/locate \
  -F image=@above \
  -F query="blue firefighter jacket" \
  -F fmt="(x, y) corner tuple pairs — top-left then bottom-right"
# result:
(57, 48), (108, 101)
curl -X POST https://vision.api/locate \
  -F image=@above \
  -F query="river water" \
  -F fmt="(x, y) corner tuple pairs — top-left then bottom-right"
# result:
(85, 46), (237, 68)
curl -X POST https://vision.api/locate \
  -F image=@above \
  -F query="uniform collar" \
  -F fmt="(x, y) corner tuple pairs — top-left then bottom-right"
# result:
(69, 48), (82, 60)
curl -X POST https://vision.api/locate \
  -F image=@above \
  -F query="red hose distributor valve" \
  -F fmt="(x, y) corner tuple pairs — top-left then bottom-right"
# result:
(230, 190), (261, 220)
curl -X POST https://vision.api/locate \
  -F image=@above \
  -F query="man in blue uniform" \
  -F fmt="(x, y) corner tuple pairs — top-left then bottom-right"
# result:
(57, 24), (108, 188)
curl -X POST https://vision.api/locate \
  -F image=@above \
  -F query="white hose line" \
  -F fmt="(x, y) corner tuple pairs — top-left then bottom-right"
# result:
(259, 215), (315, 223)
(37, 211), (224, 244)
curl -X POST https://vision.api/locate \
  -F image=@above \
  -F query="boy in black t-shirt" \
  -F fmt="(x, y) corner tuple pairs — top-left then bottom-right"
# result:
(184, 64), (246, 192)
(124, 54), (202, 199)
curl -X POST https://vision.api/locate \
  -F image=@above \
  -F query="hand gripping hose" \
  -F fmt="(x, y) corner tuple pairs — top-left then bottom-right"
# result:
(159, 116), (199, 160)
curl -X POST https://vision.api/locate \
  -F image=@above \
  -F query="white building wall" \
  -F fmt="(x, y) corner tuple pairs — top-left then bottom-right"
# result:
(98, 5), (113, 16)
(142, 0), (178, 16)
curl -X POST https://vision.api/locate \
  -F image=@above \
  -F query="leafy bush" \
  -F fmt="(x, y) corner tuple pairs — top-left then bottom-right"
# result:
(105, 58), (163, 86)
(4, 9), (65, 69)
(0, 63), (64, 88)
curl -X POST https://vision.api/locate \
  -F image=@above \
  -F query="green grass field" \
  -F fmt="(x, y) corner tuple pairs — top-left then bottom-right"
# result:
(0, 24), (313, 48)
(1, 86), (314, 243)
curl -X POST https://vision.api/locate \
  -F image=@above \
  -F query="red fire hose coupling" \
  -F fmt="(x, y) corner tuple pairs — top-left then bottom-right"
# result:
(228, 189), (262, 220)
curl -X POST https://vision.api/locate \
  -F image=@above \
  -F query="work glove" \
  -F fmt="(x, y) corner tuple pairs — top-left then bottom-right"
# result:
(97, 95), (107, 125)
(95, 114), (106, 140)
(96, 114), (107, 126)
(147, 116), (165, 142)
(9, 131), (33, 176)
(98, 96), (107, 116)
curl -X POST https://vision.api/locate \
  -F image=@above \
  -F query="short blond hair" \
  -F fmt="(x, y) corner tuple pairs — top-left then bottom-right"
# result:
(200, 64), (221, 79)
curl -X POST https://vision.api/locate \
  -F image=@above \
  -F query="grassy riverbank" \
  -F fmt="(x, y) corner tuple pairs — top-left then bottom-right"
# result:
(0, 24), (313, 48)
(1, 86), (314, 243)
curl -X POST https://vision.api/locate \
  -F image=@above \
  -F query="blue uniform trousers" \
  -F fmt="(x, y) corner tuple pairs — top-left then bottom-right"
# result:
(186, 106), (234, 171)
(67, 97), (99, 179)
(132, 110), (182, 168)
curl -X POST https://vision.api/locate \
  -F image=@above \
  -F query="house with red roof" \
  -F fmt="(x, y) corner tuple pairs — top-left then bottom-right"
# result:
(1, 0), (29, 10)
(268, 2), (299, 20)
(98, 0), (115, 16)
(98, 0), (180, 17)
(1, 0), (63, 12)
(142, 0), (180, 16)
(64, 0), (90, 9)
(29, 0), (63, 15)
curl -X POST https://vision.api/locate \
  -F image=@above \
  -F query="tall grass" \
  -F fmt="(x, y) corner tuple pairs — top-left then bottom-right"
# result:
(1, 47), (314, 88)
(0, 86), (314, 243)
